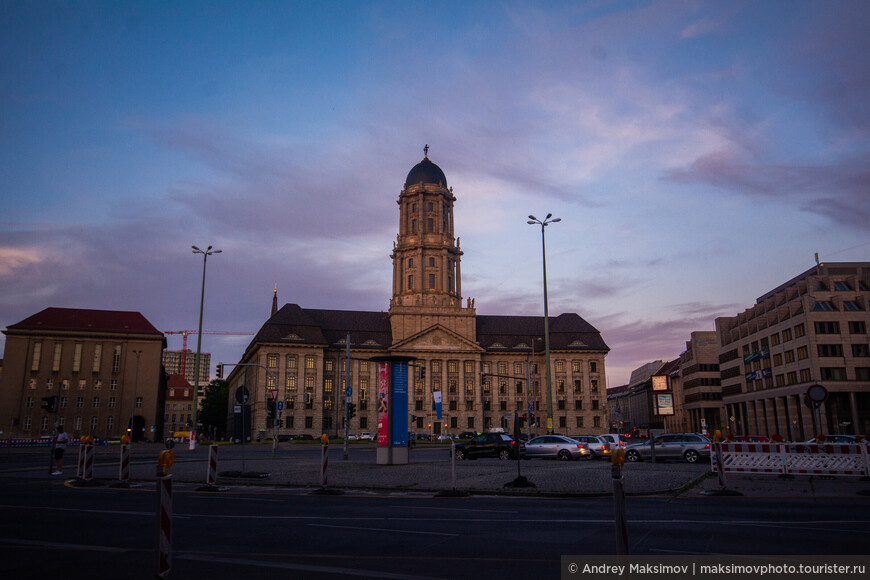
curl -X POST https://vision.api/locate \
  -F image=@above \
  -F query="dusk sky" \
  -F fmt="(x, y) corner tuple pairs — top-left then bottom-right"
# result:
(2, 1), (868, 387)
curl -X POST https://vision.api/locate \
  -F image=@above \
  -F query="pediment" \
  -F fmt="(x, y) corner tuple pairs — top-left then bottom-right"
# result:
(390, 324), (484, 353)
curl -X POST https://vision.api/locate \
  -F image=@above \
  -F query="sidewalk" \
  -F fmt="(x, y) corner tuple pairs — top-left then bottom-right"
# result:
(25, 444), (869, 498)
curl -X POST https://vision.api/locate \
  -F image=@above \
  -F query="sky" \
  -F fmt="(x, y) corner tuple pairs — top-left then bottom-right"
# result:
(1, 0), (869, 388)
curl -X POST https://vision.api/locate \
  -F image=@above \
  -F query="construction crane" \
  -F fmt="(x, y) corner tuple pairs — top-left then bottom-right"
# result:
(164, 330), (254, 377)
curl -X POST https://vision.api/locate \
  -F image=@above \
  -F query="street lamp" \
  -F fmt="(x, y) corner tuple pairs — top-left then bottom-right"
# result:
(527, 214), (560, 433)
(129, 349), (141, 442)
(190, 244), (221, 449)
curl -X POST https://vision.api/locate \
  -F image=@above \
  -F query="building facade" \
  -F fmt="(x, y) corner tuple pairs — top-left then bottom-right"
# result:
(164, 374), (194, 437)
(162, 350), (211, 389)
(227, 151), (610, 440)
(678, 331), (722, 434)
(0, 308), (167, 441)
(716, 262), (870, 440)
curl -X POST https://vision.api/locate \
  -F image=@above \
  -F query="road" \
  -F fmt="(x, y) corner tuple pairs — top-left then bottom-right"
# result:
(1, 471), (868, 579)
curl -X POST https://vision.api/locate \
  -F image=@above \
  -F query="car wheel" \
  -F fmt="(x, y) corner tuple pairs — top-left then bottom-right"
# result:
(557, 450), (572, 461)
(584, 452), (596, 461)
(626, 449), (641, 462)
(497, 449), (511, 461)
(455, 449), (466, 460)
(684, 449), (700, 463)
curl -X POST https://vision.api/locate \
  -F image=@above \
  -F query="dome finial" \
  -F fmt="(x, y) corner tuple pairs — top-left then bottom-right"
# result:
(424, 144), (429, 158)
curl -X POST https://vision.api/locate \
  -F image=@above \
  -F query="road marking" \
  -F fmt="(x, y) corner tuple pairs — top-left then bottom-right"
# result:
(180, 554), (448, 579)
(395, 505), (517, 514)
(308, 523), (458, 537)
(0, 537), (130, 552)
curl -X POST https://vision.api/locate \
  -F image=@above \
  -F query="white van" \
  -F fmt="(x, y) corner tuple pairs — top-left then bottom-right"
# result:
(598, 433), (628, 449)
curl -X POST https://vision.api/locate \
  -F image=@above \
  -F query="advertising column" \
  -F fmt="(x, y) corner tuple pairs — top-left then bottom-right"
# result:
(372, 356), (414, 465)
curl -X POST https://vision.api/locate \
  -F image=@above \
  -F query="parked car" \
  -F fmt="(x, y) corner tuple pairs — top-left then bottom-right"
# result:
(570, 435), (610, 459)
(624, 433), (711, 463)
(454, 432), (522, 460)
(729, 435), (770, 443)
(524, 435), (589, 460)
(437, 434), (452, 441)
(347, 433), (358, 440)
(598, 433), (628, 449)
(359, 432), (373, 440)
(417, 433), (432, 441)
(296, 434), (314, 441)
(458, 431), (476, 439)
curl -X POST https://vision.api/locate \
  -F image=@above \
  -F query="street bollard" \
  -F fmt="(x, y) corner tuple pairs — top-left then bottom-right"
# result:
(155, 474), (172, 578)
(611, 447), (629, 555)
(119, 444), (130, 482)
(206, 444), (218, 485)
(320, 434), (329, 488)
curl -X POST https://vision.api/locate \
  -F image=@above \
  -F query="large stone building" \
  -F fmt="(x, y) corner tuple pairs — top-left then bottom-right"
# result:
(162, 350), (211, 389)
(227, 151), (610, 440)
(716, 262), (870, 440)
(0, 307), (167, 441)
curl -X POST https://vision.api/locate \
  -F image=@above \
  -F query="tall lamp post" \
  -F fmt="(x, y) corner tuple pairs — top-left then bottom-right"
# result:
(191, 244), (221, 450)
(527, 214), (560, 433)
(129, 349), (141, 442)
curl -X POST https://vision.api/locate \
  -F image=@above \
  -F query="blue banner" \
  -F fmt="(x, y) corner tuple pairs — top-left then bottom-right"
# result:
(390, 362), (408, 448)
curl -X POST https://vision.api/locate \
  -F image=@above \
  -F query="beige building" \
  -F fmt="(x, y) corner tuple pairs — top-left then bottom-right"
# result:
(162, 350), (211, 390)
(678, 331), (722, 434)
(716, 262), (870, 440)
(227, 151), (610, 440)
(164, 374), (194, 437)
(0, 308), (167, 441)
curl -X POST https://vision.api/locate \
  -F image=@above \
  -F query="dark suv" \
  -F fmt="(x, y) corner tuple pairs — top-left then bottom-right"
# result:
(454, 432), (522, 460)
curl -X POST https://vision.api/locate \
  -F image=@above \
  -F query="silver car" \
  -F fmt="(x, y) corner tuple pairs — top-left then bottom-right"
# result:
(624, 433), (711, 463)
(523, 435), (589, 460)
(570, 435), (610, 460)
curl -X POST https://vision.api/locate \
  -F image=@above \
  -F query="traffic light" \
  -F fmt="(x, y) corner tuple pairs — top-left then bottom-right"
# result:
(41, 396), (57, 413)
(529, 412), (536, 426)
(347, 402), (357, 420)
(480, 373), (487, 387)
(215, 363), (223, 379)
(420, 366), (426, 380)
(266, 398), (276, 420)
(276, 419), (283, 428)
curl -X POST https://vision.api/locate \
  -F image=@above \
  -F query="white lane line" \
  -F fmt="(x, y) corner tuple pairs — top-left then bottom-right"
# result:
(0, 537), (130, 552)
(180, 554), (449, 580)
(307, 523), (459, 537)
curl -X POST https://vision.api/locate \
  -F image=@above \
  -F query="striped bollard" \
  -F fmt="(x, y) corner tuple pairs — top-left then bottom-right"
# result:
(320, 434), (329, 488)
(206, 445), (218, 485)
(155, 475), (172, 578)
(83, 445), (94, 481)
(77, 445), (85, 479)
(119, 444), (130, 482)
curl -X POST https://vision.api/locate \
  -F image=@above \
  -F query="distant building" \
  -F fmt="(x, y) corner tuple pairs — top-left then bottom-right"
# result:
(164, 374), (194, 437)
(0, 307), (167, 441)
(227, 151), (610, 440)
(678, 331), (721, 434)
(162, 350), (211, 393)
(716, 262), (870, 439)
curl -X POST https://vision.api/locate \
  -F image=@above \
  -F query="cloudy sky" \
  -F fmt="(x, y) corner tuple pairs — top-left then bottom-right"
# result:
(2, 0), (868, 387)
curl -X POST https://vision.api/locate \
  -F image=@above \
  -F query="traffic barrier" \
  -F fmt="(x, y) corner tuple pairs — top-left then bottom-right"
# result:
(155, 475), (172, 578)
(76, 445), (85, 479)
(82, 444), (95, 481)
(206, 445), (218, 485)
(320, 435), (329, 488)
(119, 444), (130, 482)
(712, 442), (869, 477)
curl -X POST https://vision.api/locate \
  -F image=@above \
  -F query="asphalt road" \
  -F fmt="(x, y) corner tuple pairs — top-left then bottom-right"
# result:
(1, 471), (869, 579)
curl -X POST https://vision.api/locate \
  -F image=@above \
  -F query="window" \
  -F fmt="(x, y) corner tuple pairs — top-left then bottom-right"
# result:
(576, 416), (584, 428)
(784, 350), (795, 363)
(76, 397), (84, 408)
(592, 400), (599, 410)
(593, 416), (601, 428)
(833, 281), (851, 291)
(324, 378), (333, 393)
(109, 379), (117, 391)
(465, 380), (474, 394)
(467, 417), (474, 429)
(797, 346), (809, 360)
(557, 399), (565, 410)
(820, 367), (847, 380)
(108, 397), (116, 408)
(770, 333), (780, 346)
(817, 344), (844, 357)
(135, 397), (142, 409)
(46, 379), (53, 390)
(557, 379), (565, 393)
(106, 416), (114, 431)
(92, 344), (102, 372)
(428, 274), (435, 289)
(589, 361), (598, 373)
(572, 360), (582, 373)
(448, 360), (458, 373)
(73, 343), (83, 372)
(411, 220), (417, 233)
(267, 354), (278, 369)
(849, 321), (867, 334)
(812, 301), (836, 311)
(92, 397), (100, 408)
(31, 342), (42, 372)
(773, 353), (783, 366)
(574, 400), (582, 410)
(464, 360), (474, 374)
(325, 359), (334, 372)
(843, 301), (862, 311)
(306, 355), (316, 369)
(426, 218), (433, 233)
(782, 328), (792, 342)
(814, 321), (839, 335)
(29, 379), (36, 390)
(852, 344), (870, 357)
(90, 416), (98, 431)
(112, 345), (121, 373)
(305, 416), (313, 428)
(559, 416), (567, 428)
(555, 360), (564, 372)
(856, 368), (870, 380)
(800, 368), (813, 382)
(573, 379), (582, 392)
(52, 343), (62, 372)
(286, 355), (297, 369)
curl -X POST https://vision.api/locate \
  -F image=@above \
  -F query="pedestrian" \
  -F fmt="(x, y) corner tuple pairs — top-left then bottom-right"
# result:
(52, 426), (69, 475)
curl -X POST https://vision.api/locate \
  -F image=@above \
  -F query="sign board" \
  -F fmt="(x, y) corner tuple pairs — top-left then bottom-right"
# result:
(806, 384), (828, 404)
(655, 393), (675, 416)
(377, 364), (389, 447)
(651, 375), (668, 391)
(234, 385), (249, 405)
(277, 400), (284, 412)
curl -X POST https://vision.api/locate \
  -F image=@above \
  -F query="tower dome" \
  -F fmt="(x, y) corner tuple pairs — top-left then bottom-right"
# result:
(404, 146), (447, 188)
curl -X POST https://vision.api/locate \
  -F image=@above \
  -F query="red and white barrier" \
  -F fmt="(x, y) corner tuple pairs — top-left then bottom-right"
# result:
(77, 444), (95, 481)
(712, 442), (869, 477)
(155, 475), (172, 578)
(119, 444), (130, 482)
(321, 438), (328, 488)
(206, 445), (218, 485)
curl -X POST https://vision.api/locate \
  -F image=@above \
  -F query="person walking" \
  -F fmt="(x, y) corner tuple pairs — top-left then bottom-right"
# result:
(52, 426), (69, 475)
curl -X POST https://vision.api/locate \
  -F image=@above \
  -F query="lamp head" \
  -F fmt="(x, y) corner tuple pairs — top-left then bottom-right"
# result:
(551, 218), (561, 223)
(528, 215), (537, 221)
(545, 213), (552, 220)
(526, 220), (536, 225)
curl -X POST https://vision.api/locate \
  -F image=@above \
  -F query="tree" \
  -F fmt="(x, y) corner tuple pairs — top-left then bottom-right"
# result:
(200, 379), (229, 440)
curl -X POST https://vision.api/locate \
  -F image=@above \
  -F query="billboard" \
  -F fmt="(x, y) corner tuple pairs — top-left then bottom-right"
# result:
(652, 375), (669, 391)
(655, 393), (675, 416)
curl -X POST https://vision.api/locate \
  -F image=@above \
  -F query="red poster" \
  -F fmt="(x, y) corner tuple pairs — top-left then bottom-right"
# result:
(377, 363), (389, 446)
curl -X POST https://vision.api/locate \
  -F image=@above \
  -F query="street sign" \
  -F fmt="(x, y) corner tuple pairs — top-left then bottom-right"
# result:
(235, 385), (250, 405)
(277, 400), (284, 412)
(345, 386), (352, 398)
(806, 384), (828, 404)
